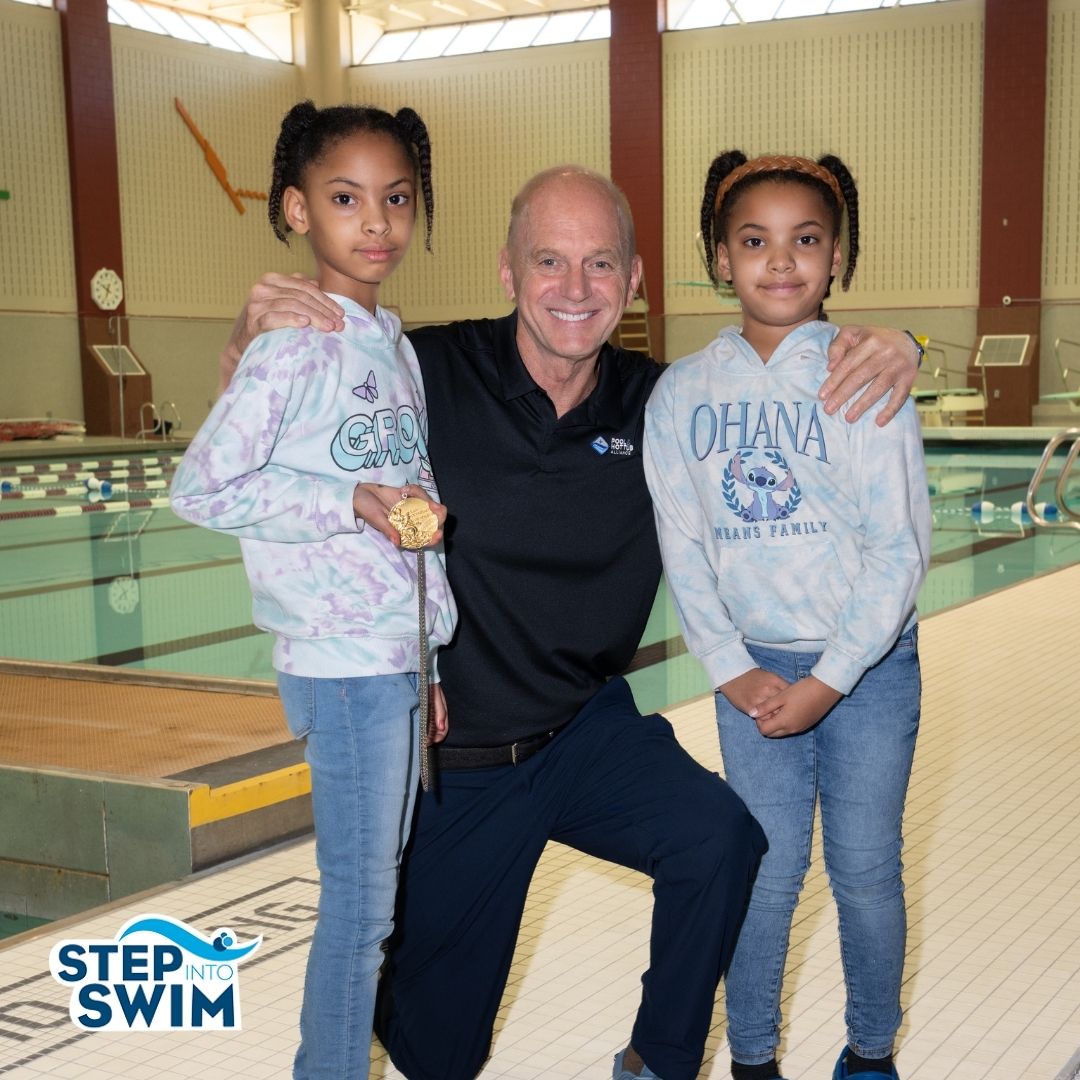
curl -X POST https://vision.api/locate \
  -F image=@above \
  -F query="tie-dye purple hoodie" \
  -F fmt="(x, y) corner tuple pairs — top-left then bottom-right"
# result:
(171, 295), (456, 678)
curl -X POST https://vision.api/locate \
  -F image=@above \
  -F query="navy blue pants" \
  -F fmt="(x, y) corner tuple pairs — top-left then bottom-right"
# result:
(374, 677), (766, 1080)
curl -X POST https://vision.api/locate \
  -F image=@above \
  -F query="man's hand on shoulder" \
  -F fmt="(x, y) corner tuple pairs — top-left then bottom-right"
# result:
(819, 325), (921, 426)
(219, 273), (346, 394)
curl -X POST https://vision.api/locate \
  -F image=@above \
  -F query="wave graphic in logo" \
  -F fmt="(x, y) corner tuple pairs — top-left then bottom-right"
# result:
(51, 913), (262, 1031)
(119, 917), (260, 962)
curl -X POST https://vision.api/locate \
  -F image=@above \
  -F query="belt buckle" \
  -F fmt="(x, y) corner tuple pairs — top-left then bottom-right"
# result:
(511, 740), (520, 766)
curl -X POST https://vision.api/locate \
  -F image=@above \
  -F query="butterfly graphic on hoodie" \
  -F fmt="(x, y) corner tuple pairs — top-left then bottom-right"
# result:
(352, 371), (378, 403)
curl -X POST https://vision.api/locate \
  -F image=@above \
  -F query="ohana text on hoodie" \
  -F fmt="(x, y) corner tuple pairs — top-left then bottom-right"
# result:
(643, 321), (931, 696)
(170, 295), (456, 679)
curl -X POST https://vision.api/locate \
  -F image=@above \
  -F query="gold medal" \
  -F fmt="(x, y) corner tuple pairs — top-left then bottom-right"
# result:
(388, 496), (439, 551)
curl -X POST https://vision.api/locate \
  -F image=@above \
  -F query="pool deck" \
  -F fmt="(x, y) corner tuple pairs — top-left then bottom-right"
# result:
(0, 434), (192, 464)
(0, 563), (1078, 1079)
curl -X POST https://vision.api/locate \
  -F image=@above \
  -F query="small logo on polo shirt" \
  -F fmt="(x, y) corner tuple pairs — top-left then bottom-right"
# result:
(591, 435), (635, 457)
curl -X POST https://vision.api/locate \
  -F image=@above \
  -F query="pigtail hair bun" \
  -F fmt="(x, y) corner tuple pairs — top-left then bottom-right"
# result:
(818, 153), (859, 290)
(701, 149), (748, 285)
(269, 100), (319, 243)
(394, 107), (434, 252)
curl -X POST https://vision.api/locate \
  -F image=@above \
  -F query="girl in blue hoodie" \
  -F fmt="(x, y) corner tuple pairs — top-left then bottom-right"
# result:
(644, 152), (931, 1080)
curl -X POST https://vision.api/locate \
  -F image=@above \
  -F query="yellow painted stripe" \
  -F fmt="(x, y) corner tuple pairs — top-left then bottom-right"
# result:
(188, 763), (311, 827)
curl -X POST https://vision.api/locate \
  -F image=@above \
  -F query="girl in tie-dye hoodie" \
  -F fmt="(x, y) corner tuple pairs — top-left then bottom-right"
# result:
(171, 102), (455, 1079)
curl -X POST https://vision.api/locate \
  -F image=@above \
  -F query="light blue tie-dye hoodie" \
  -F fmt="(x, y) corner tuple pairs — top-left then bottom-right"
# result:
(643, 321), (930, 695)
(170, 295), (456, 679)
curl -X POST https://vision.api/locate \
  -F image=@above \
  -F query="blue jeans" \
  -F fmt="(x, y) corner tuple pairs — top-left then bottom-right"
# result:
(277, 672), (421, 1080)
(717, 629), (921, 1065)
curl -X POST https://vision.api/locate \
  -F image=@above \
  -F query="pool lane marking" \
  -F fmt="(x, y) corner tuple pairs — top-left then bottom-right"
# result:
(0, 556), (243, 601)
(80, 623), (263, 666)
(0, 520), (192, 556)
(188, 762), (311, 827)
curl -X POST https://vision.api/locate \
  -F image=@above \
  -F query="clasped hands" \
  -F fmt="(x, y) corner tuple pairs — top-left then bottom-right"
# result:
(719, 668), (843, 739)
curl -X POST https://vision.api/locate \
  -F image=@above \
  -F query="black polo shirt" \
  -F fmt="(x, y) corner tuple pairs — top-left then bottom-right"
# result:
(410, 313), (664, 747)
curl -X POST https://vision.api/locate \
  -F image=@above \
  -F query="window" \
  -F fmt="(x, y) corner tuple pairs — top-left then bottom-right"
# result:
(104, 0), (290, 62)
(668, 0), (955, 30)
(355, 6), (609, 65)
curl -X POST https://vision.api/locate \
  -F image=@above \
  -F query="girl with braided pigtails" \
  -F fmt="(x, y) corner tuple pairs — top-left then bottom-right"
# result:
(643, 153), (931, 1080)
(171, 102), (456, 1078)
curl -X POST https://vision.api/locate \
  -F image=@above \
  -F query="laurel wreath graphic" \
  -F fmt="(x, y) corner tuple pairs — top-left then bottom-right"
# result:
(763, 449), (803, 515)
(721, 450), (749, 516)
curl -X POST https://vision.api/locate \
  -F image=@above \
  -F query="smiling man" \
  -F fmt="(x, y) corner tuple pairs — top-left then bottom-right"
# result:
(225, 165), (921, 1080)
(374, 169), (768, 1080)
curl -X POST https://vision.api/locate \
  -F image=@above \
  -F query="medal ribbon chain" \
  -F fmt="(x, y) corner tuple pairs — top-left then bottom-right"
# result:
(416, 550), (431, 792)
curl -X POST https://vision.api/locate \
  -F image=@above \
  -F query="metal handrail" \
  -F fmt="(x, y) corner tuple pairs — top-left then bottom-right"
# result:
(158, 400), (182, 434)
(135, 401), (160, 441)
(1025, 428), (1080, 530)
(1047, 338), (1080, 400)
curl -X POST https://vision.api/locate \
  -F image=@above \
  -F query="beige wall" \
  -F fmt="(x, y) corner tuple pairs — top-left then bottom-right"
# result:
(111, 26), (310, 318)
(0, 4), (75, 313)
(2, 2), (1079, 428)
(1046, 0), (1080, 302)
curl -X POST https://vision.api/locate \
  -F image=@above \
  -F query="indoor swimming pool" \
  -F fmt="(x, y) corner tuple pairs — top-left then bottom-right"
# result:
(1, 441), (1077, 713)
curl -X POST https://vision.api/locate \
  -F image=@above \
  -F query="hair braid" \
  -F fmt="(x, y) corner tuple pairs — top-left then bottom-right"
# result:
(818, 154), (859, 290)
(700, 150), (747, 285)
(394, 107), (434, 252)
(269, 100), (319, 243)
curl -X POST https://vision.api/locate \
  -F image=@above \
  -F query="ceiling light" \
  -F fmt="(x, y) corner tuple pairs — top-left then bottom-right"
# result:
(472, 0), (506, 12)
(432, 0), (467, 13)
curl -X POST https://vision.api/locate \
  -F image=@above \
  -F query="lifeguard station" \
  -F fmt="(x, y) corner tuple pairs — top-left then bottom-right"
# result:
(1040, 337), (1080, 414)
(911, 336), (987, 426)
(84, 342), (153, 438)
(913, 333), (1039, 427)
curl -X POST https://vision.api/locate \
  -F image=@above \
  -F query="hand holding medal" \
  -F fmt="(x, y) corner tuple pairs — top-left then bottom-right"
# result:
(388, 496), (440, 550)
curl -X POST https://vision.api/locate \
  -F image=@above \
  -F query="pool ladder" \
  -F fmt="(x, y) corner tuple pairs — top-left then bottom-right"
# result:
(136, 401), (182, 441)
(1025, 427), (1080, 530)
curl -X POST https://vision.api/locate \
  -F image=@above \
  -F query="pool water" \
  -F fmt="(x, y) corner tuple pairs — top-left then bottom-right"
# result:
(0, 445), (1077, 715)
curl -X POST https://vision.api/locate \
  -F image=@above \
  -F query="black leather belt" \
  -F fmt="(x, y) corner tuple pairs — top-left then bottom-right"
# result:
(433, 724), (567, 770)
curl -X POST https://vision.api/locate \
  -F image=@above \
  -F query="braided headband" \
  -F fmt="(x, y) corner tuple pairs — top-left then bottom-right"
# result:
(713, 155), (844, 214)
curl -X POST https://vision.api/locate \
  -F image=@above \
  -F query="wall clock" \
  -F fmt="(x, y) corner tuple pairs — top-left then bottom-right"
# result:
(107, 575), (140, 615)
(91, 267), (124, 311)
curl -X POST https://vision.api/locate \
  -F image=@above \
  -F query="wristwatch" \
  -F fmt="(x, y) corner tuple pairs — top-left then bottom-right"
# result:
(903, 330), (926, 368)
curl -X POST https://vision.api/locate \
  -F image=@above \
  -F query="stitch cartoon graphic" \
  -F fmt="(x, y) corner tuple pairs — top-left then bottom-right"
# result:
(722, 449), (802, 522)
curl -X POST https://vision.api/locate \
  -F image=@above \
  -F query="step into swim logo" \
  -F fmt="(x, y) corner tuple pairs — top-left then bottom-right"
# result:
(48, 914), (261, 1031)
